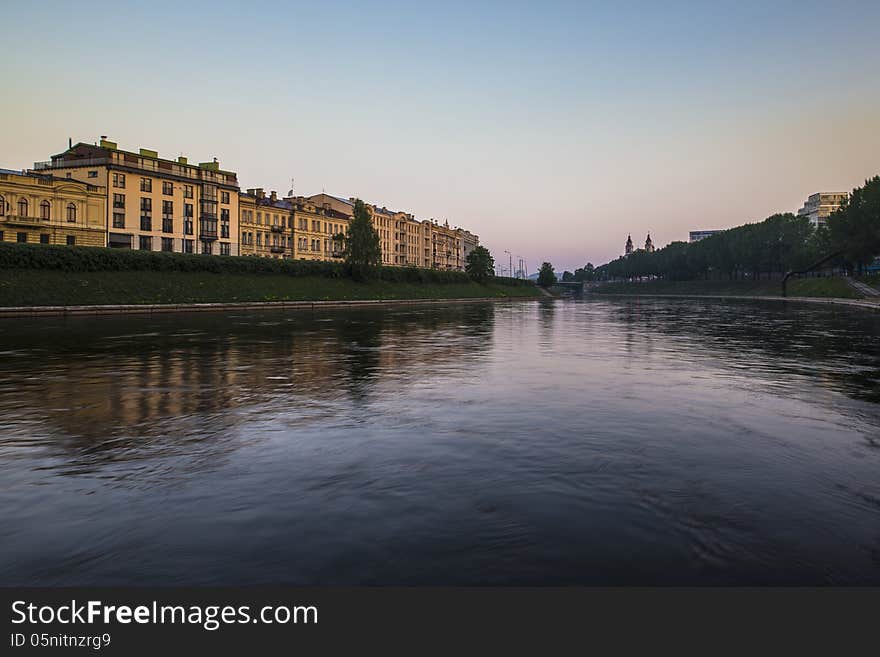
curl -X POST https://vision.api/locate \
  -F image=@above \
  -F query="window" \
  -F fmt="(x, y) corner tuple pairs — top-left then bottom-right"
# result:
(256, 212), (262, 225)
(256, 233), (262, 246)
(162, 181), (173, 195)
(139, 236), (153, 251)
(40, 233), (49, 244)
(199, 216), (217, 239)
(140, 178), (152, 192)
(220, 242), (230, 256)
(183, 185), (193, 199)
(183, 239), (193, 254)
(17, 232), (27, 243)
(112, 173), (126, 188)
(161, 237), (174, 252)
(113, 193), (125, 209)
(66, 203), (77, 222)
(18, 198), (28, 217)
(40, 200), (51, 220)
(201, 240), (213, 255)
(140, 198), (152, 231)
(66, 235), (76, 246)
(88, 170), (98, 178)
(113, 212), (125, 228)
(220, 191), (230, 204)
(220, 208), (230, 238)
(0, 196), (4, 216)
(184, 203), (194, 235)
(0, 231), (3, 241)
(162, 201), (173, 233)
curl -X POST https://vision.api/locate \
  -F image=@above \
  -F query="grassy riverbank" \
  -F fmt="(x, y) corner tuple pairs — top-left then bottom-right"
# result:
(0, 269), (541, 306)
(592, 278), (862, 299)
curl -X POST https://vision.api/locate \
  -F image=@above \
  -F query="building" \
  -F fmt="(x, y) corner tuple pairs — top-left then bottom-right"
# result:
(689, 230), (722, 243)
(11, 137), (480, 268)
(797, 192), (848, 228)
(306, 194), (475, 270)
(645, 234), (654, 253)
(288, 195), (348, 261)
(460, 229), (478, 267)
(33, 137), (240, 256)
(624, 234), (633, 256)
(0, 168), (106, 247)
(239, 189), (294, 259)
(429, 220), (464, 270)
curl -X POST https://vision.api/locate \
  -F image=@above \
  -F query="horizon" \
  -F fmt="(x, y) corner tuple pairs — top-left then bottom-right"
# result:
(2, 0), (879, 272)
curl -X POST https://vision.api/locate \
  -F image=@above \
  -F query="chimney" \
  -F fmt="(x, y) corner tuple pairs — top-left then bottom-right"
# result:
(270, 191), (277, 202)
(255, 188), (265, 200)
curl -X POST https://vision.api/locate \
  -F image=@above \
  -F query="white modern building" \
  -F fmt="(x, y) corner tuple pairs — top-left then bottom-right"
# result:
(689, 230), (722, 243)
(797, 192), (848, 228)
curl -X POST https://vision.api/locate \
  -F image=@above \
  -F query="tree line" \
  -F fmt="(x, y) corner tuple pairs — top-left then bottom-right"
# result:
(594, 175), (880, 281)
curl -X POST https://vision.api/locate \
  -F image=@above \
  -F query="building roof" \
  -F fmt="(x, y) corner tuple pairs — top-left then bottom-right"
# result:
(256, 197), (293, 211)
(46, 141), (238, 179)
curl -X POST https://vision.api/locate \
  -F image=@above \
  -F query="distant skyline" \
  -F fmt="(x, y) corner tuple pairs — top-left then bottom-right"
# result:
(3, 0), (879, 272)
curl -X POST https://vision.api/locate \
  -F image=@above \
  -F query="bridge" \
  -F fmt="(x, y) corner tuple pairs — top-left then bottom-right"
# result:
(551, 281), (585, 294)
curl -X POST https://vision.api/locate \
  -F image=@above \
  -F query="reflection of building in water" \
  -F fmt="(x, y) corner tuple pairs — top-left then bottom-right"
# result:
(2, 306), (495, 447)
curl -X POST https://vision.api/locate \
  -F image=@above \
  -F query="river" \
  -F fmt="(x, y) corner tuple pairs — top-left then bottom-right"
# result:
(1, 298), (878, 585)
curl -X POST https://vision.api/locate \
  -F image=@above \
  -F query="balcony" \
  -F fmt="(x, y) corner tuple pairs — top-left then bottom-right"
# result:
(270, 246), (286, 254)
(2, 214), (44, 227)
(270, 225), (283, 233)
(33, 157), (109, 170)
(199, 230), (218, 241)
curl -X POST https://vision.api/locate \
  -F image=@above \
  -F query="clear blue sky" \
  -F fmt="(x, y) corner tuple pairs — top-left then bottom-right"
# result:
(3, 0), (879, 271)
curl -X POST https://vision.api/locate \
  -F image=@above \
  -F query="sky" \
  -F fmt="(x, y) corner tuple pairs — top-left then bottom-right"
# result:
(2, 0), (879, 273)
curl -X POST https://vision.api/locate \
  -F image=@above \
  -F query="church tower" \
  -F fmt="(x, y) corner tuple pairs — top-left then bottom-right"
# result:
(625, 234), (633, 256)
(645, 234), (654, 253)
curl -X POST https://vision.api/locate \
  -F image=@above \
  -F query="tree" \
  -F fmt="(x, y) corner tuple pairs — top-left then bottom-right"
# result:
(341, 198), (381, 280)
(465, 245), (494, 282)
(537, 262), (557, 287)
(562, 270), (574, 282)
(829, 177), (880, 271)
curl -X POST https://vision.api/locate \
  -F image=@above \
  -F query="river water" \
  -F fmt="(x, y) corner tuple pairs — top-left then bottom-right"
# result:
(1, 298), (879, 585)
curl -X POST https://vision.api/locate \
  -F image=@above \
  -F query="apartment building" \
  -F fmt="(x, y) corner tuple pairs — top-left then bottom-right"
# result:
(797, 192), (848, 228)
(0, 168), (106, 247)
(287, 195), (348, 261)
(240, 189), (294, 259)
(429, 221), (463, 270)
(33, 138), (240, 256)
(13, 137), (480, 269)
(305, 194), (476, 270)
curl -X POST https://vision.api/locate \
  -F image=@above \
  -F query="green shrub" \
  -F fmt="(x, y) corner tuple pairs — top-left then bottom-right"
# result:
(0, 243), (537, 287)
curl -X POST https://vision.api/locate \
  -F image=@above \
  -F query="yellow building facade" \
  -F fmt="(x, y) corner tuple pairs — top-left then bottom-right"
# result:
(291, 195), (348, 262)
(240, 189), (294, 259)
(7, 138), (480, 269)
(33, 138), (240, 256)
(304, 194), (475, 270)
(0, 169), (106, 247)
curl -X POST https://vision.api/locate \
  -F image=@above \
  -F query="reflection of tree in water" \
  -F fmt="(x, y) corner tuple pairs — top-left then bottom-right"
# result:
(537, 298), (556, 346)
(0, 304), (497, 468)
(606, 299), (880, 404)
(336, 315), (383, 402)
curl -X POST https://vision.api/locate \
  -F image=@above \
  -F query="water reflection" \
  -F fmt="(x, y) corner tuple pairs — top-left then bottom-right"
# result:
(0, 298), (878, 586)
